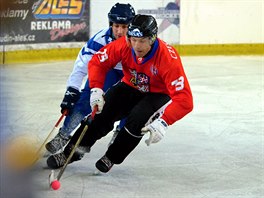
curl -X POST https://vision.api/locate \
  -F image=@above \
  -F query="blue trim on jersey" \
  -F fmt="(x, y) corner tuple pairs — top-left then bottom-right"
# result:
(103, 28), (114, 44)
(132, 39), (159, 65)
(87, 39), (104, 53)
(81, 49), (93, 56)
(81, 28), (114, 56)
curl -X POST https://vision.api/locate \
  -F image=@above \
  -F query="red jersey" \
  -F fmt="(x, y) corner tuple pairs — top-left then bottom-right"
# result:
(88, 36), (193, 125)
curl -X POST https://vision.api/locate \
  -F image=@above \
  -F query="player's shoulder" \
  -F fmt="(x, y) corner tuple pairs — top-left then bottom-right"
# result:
(94, 27), (111, 39)
(115, 36), (127, 44)
(157, 38), (180, 62)
(89, 27), (113, 45)
(107, 36), (128, 48)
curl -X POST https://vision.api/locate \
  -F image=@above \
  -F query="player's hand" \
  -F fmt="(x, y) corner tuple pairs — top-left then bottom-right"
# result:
(141, 118), (168, 146)
(60, 87), (80, 114)
(90, 88), (104, 113)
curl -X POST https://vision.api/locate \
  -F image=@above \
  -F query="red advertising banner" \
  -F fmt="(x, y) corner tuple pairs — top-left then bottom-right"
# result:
(0, 0), (90, 44)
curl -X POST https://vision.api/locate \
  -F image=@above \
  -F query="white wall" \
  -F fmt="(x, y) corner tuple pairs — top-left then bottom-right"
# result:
(90, 0), (180, 44)
(180, 0), (263, 44)
(90, 0), (263, 45)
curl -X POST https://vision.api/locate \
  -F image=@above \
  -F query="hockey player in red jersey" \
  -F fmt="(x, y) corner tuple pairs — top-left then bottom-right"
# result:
(47, 14), (193, 173)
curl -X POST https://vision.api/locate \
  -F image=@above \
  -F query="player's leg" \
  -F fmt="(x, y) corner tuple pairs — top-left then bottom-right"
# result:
(76, 82), (140, 148)
(108, 118), (126, 147)
(102, 69), (126, 146)
(45, 69), (123, 154)
(46, 82), (134, 169)
(96, 93), (171, 173)
(46, 119), (91, 169)
(45, 80), (92, 154)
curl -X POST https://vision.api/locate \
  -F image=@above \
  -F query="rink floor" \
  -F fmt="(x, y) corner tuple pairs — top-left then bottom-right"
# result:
(0, 56), (263, 198)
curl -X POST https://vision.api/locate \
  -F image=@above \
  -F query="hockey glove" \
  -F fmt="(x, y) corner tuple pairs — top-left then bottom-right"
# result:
(60, 87), (80, 114)
(141, 118), (168, 146)
(90, 88), (104, 113)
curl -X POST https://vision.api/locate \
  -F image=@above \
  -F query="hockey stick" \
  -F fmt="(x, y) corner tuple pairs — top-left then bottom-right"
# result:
(34, 111), (68, 162)
(49, 106), (97, 190)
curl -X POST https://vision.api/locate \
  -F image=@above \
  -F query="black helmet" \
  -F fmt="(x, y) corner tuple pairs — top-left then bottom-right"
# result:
(108, 3), (135, 25)
(127, 14), (158, 41)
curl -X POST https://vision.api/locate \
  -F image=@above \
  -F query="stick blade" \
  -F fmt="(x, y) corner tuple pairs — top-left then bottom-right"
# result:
(48, 170), (55, 185)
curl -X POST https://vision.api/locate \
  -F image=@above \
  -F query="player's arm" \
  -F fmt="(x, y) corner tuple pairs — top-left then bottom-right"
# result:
(88, 38), (124, 112)
(66, 44), (92, 90)
(160, 59), (193, 125)
(60, 36), (107, 114)
(141, 55), (193, 146)
(60, 43), (91, 114)
(88, 38), (123, 88)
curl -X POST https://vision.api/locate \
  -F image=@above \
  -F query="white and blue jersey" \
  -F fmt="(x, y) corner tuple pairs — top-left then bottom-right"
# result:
(66, 27), (122, 91)
(61, 27), (124, 136)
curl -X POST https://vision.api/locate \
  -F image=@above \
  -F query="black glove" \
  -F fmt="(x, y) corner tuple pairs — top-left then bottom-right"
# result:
(60, 87), (80, 114)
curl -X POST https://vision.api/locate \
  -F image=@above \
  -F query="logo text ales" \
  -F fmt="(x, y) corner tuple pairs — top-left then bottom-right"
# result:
(33, 0), (86, 19)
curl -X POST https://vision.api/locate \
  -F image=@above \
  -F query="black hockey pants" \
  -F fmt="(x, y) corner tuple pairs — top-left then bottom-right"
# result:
(68, 82), (170, 164)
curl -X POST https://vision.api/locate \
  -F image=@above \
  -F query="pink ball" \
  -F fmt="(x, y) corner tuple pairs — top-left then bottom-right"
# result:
(51, 180), (61, 190)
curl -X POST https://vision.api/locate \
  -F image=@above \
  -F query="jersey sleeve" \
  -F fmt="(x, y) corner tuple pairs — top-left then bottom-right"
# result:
(88, 37), (125, 89)
(159, 50), (193, 125)
(66, 43), (91, 90)
(66, 28), (110, 90)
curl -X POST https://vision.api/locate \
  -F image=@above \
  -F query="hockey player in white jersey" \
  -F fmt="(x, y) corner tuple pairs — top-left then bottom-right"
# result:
(45, 3), (135, 154)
